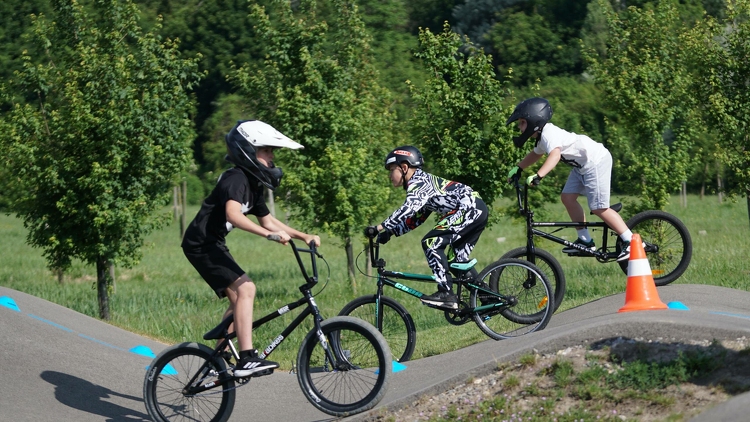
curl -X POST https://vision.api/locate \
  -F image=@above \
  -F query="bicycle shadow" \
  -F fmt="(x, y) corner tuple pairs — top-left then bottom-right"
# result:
(40, 371), (150, 422)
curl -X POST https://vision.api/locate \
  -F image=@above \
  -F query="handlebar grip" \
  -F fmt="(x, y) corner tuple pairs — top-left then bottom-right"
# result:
(364, 226), (379, 239)
(266, 234), (282, 242)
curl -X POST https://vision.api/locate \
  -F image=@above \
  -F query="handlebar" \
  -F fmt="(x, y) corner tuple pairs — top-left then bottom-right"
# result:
(266, 235), (322, 285)
(511, 176), (528, 216)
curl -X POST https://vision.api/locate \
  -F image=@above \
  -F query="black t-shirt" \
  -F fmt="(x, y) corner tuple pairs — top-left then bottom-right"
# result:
(181, 167), (270, 251)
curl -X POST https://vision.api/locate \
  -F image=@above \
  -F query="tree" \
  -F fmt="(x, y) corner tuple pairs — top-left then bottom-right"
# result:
(408, 23), (521, 222)
(0, 0), (202, 319)
(230, 0), (397, 282)
(583, 0), (698, 211)
(686, 0), (750, 221)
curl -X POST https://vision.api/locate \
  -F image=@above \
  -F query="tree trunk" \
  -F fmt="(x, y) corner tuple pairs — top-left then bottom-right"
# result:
(173, 185), (179, 220)
(96, 257), (114, 320)
(181, 180), (188, 238)
(345, 236), (356, 292)
(747, 193), (750, 230)
(681, 181), (687, 207)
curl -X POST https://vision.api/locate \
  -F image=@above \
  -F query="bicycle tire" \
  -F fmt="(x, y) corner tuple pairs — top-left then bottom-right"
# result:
(472, 258), (554, 340)
(296, 316), (391, 417)
(619, 210), (692, 286)
(500, 246), (566, 312)
(143, 342), (235, 422)
(338, 295), (417, 363)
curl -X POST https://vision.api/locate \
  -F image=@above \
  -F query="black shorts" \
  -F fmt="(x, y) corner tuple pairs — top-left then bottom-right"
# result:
(183, 246), (245, 298)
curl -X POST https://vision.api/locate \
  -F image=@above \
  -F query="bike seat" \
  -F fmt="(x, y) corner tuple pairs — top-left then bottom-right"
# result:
(449, 259), (477, 276)
(204, 314), (234, 340)
(590, 203), (622, 215)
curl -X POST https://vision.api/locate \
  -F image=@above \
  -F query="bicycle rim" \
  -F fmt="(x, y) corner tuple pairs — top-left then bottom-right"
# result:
(473, 259), (554, 339)
(621, 210), (692, 286)
(500, 246), (566, 312)
(339, 295), (416, 363)
(297, 316), (391, 417)
(143, 342), (235, 422)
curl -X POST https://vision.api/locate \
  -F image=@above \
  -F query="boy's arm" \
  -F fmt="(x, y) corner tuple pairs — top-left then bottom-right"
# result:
(518, 151), (544, 169)
(257, 213), (321, 247)
(226, 199), (272, 237)
(536, 147), (561, 178)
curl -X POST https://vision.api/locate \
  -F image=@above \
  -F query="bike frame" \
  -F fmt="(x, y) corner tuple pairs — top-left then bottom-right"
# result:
(184, 240), (338, 396)
(513, 179), (624, 262)
(366, 239), (512, 320)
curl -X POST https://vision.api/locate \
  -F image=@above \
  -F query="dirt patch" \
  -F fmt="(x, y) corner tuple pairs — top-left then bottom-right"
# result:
(379, 337), (750, 421)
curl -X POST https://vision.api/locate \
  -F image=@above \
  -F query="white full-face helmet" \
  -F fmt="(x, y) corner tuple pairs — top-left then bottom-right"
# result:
(225, 120), (303, 190)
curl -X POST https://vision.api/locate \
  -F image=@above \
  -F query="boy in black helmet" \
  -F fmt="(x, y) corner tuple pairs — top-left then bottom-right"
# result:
(368, 146), (488, 310)
(182, 120), (320, 377)
(506, 97), (634, 261)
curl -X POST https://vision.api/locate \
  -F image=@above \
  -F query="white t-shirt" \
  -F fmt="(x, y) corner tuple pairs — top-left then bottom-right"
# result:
(533, 123), (607, 168)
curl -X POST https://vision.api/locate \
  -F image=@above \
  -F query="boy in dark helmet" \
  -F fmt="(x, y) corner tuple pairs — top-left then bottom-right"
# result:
(368, 146), (488, 310)
(182, 120), (320, 378)
(506, 97), (635, 261)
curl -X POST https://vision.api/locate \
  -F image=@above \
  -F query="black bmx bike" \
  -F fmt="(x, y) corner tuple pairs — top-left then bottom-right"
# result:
(338, 229), (555, 363)
(502, 178), (693, 312)
(143, 238), (392, 421)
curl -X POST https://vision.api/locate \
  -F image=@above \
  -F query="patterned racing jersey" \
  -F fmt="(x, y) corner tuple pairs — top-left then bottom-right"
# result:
(382, 168), (481, 236)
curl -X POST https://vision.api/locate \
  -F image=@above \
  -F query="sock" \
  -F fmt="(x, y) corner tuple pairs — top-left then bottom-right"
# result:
(620, 230), (633, 243)
(239, 349), (257, 359)
(577, 229), (592, 243)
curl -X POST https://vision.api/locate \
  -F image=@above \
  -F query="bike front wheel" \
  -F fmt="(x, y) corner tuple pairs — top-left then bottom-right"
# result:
(296, 316), (391, 417)
(500, 246), (565, 312)
(143, 342), (235, 422)
(338, 294), (417, 363)
(472, 258), (554, 340)
(619, 210), (692, 286)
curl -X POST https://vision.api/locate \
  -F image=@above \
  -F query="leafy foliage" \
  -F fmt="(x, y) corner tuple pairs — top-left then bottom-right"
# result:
(584, 0), (698, 211)
(408, 23), (521, 222)
(686, 0), (750, 197)
(230, 0), (396, 261)
(0, 0), (202, 316)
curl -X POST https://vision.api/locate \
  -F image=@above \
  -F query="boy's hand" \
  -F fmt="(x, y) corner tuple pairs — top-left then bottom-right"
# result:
(507, 165), (522, 182)
(377, 230), (392, 244)
(526, 173), (543, 186)
(304, 234), (321, 247)
(268, 230), (292, 245)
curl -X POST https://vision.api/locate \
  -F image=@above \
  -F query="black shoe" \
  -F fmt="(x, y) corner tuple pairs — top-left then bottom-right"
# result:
(562, 238), (596, 254)
(234, 353), (279, 378)
(420, 290), (458, 310)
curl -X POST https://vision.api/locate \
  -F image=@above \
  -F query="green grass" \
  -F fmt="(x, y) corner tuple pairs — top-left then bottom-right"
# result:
(1, 194), (749, 369)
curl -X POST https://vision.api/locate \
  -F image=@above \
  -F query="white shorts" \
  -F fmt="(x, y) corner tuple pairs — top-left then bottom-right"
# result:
(561, 150), (612, 211)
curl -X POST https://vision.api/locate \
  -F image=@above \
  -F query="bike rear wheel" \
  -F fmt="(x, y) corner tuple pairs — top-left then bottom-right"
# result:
(472, 258), (554, 339)
(296, 316), (391, 417)
(500, 246), (565, 312)
(143, 342), (235, 422)
(619, 210), (692, 286)
(338, 295), (417, 363)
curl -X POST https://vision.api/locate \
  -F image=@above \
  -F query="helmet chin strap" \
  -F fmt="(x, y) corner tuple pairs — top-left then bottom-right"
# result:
(401, 167), (409, 191)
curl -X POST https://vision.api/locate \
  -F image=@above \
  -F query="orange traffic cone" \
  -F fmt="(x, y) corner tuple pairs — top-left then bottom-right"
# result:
(618, 233), (668, 313)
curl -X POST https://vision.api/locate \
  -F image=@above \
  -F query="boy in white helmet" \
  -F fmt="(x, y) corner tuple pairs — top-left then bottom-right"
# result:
(182, 120), (320, 377)
(506, 97), (634, 261)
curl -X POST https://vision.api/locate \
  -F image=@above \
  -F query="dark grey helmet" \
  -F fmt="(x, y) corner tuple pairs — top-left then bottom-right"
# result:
(506, 97), (553, 148)
(225, 120), (303, 190)
(384, 146), (424, 170)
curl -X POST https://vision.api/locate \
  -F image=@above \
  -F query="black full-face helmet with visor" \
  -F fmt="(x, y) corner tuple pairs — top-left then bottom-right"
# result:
(225, 120), (303, 190)
(506, 97), (553, 148)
